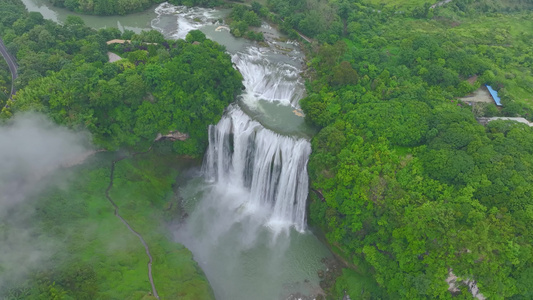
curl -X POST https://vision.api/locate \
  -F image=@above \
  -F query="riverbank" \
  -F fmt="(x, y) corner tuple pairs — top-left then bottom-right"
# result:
(307, 207), (387, 299)
(15, 1), (332, 298)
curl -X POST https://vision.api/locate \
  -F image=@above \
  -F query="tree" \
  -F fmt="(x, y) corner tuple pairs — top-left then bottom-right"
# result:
(185, 30), (206, 43)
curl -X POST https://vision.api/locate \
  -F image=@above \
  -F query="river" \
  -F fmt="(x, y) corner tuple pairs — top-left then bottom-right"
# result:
(22, 1), (332, 299)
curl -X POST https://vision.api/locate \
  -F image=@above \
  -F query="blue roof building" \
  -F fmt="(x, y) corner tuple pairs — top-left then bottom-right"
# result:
(485, 85), (502, 106)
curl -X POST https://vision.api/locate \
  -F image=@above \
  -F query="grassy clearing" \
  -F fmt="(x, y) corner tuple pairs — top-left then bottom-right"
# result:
(19, 152), (212, 299)
(110, 152), (211, 299)
(333, 268), (385, 300)
(376, 11), (533, 106)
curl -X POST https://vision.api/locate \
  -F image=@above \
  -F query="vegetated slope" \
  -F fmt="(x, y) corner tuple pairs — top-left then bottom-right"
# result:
(363, 0), (533, 11)
(1, 0), (243, 155)
(49, 0), (166, 15)
(10, 30), (243, 155)
(2, 152), (214, 299)
(269, 0), (533, 298)
(0, 0), (242, 298)
(0, 58), (11, 105)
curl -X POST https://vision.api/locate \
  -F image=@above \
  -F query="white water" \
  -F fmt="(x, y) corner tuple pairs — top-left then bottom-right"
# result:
(149, 3), (312, 233)
(233, 47), (305, 107)
(20, 1), (332, 297)
(203, 105), (310, 233)
(152, 3), (221, 40)
(148, 4), (330, 299)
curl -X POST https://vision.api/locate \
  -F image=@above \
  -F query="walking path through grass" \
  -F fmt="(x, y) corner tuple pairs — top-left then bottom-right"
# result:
(105, 155), (160, 300)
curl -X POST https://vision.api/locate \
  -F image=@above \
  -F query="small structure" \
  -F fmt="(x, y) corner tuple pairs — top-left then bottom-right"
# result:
(485, 85), (502, 106)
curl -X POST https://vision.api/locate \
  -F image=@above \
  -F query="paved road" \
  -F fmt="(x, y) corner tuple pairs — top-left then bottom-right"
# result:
(0, 37), (17, 98)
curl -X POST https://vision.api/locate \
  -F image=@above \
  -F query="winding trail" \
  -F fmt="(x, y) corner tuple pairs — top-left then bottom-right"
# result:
(105, 154), (160, 300)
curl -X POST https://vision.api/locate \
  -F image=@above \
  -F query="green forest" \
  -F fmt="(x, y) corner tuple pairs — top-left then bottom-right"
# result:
(1, 0), (533, 299)
(0, 0), (241, 298)
(0, 1), (243, 156)
(2, 151), (215, 299)
(48, 0), (165, 15)
(271, 0), (533, 298)
(0, 58), (11, 103)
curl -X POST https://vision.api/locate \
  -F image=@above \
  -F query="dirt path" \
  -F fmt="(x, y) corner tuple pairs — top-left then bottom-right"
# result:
(105, 154), (160, 300)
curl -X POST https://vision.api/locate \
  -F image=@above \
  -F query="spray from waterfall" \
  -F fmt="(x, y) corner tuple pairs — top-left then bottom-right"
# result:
(164, 5), (330, 299)
(203, 105), (310, 233)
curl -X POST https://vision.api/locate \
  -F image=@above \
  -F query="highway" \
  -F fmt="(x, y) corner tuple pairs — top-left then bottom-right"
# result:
(0, 37), (18, 99)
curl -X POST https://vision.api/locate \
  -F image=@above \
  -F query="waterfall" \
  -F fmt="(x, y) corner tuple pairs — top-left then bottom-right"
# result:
(156, 5), (333, 299)
(203, 105), (310, 232)
(232, 47), (305, 107)
(152, 3), (219, 40)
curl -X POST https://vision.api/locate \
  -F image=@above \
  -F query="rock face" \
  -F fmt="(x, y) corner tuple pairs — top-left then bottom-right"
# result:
(155, 131), (189, 141)
(107, 52), (122, 63)
(446, 270), (485, 300)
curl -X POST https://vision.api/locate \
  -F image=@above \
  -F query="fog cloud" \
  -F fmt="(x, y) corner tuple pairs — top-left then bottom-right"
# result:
(0, 112), (91, 291)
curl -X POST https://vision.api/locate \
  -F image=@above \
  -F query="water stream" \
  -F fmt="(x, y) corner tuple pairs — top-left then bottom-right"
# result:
(21, 1), (332, 299)
(21, 0), (157, 32)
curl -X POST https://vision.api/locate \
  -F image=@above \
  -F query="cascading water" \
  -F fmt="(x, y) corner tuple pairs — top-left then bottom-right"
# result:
(18, 1), (333, 299)
(149, 4), (331, 299)
(203, 105), (310, 232)
(152, 3), (220, 39)
(232, 48), (305, 106)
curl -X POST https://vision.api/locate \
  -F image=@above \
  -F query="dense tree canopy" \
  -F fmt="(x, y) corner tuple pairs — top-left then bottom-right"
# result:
(0, 0), (243, 155)
(227, 3), (265, 41)
(2, 0), (533, 298)
(10, 32), (242, 154)
(0, 1), (240, 299)
(284, 0), (533, 298)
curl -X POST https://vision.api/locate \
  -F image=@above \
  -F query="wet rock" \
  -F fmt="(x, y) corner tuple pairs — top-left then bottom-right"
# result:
(317, 256), (344, 297)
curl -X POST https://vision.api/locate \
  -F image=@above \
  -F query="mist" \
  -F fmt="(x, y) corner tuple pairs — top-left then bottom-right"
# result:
(0, 112), (91, 291)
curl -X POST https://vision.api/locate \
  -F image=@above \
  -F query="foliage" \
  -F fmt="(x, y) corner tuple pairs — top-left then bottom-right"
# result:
(0, 3), (231, 298)
(49, 0), (165, 15)
(0, 58), (11, 105)
(3, 15), (243, 156)
(287, 0), (533, 299)
(267, 0), (342, 42)
(48, 0), (224, 16)
(228, 4), (265, 41)
(0, 152), (214, 299)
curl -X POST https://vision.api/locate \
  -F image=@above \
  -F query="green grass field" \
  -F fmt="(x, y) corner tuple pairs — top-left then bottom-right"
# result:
(24, 152), (213, 299)
(365, 10), (533, 106)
